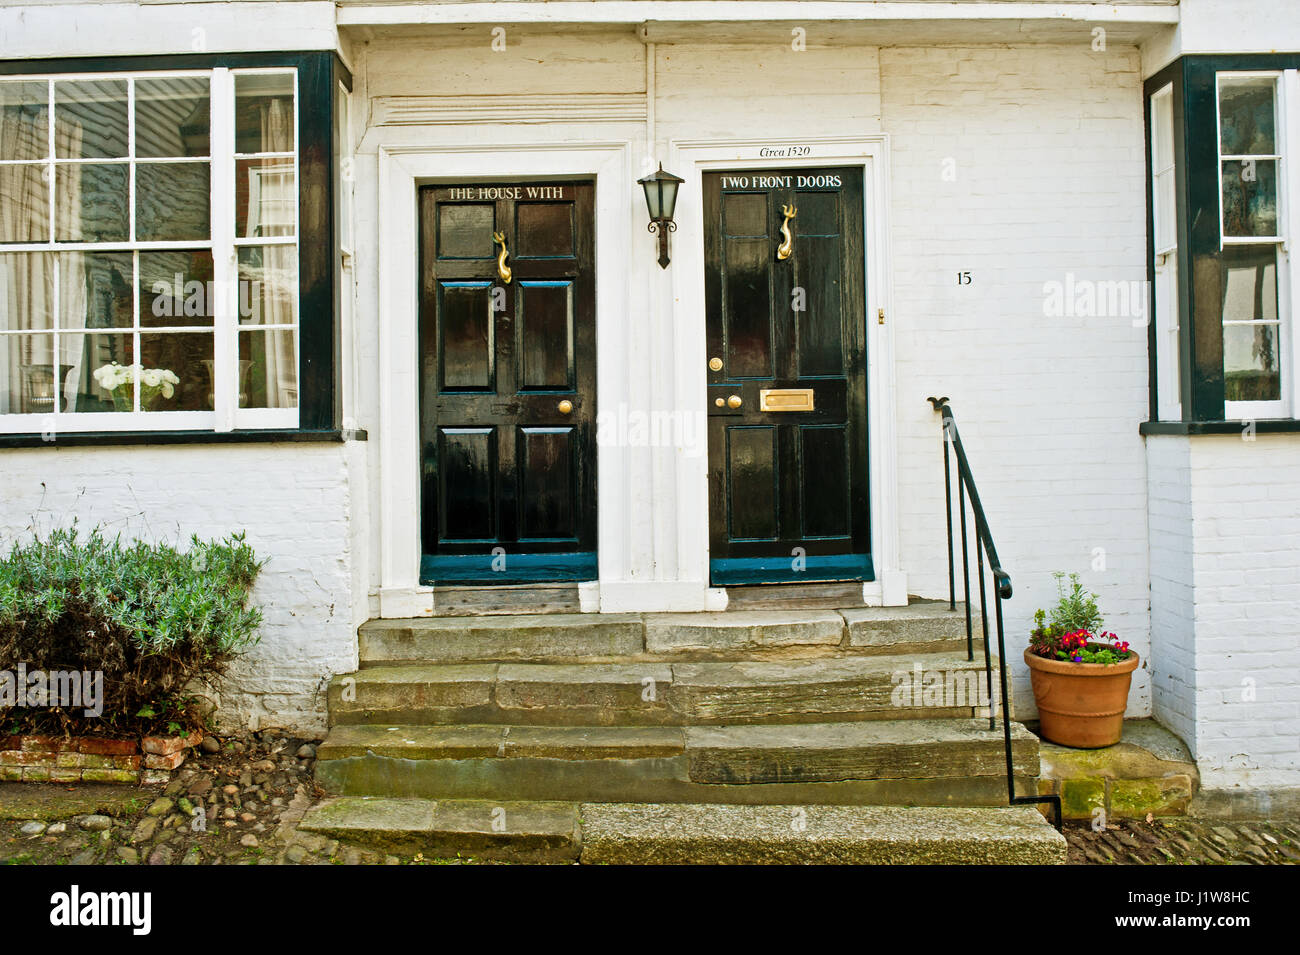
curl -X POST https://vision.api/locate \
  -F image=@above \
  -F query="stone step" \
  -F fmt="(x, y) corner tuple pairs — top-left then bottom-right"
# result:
(579, 803), (1066, 865)
(358, 602), (982, 666)
(329, 651), (996, 726)
(359, 613), (645, 666)
(314, 719), (1038, 807)
(297, 797), (1065, 864)
(299, 796), (581, 863)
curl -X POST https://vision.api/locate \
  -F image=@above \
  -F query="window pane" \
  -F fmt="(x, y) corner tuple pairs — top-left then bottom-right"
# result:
(0, 162), (49, 242)
(141, 250), (214, 328)
(1221, 159), (1278, 237)
(55, 162), (128, 242)
(54, 79), (128, 159)
(1222, 245), (1281, 403)
(63, 251), (133, 330)
(239, 328), (297, 408)
(64, 332), (135, 412)
(1151, 90), (1174, 170)
(1222, 244), (1279, 323)
(136, 161), (210, 241)
(0, 81), (50, 161)
(135, 77), (210, 159)
(237, 245), (297, 326)
(139, 332), (212, 410)
(334, 82), (351, 248)
(1219, 77), (1276, 156)
(1224, 323), (1281, 402)
(0, 252), (54, 334)
(236, 158), (294, 238)
(234, 73), (294, 154)
(0, 334), (55, 414)
(1155, 170), (1177, 252)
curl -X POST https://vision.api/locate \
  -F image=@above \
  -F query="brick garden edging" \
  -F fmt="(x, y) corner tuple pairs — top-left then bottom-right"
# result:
(0, 730), (202, 784)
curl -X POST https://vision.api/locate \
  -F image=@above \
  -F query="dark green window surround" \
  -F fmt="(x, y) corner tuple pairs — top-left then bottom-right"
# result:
(0, 50), (355, 448)
(1141, 53), (1300, 436)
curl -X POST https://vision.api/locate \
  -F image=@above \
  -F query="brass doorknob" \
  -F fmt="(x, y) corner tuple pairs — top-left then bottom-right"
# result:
(558, 399), (573, 414)
(709, 357), (723, 372)
(727, 394), (742, 409)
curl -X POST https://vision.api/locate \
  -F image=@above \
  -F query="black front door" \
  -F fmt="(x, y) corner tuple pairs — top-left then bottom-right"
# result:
(418, 181), (596, 584)
(704, 167), (871, 585)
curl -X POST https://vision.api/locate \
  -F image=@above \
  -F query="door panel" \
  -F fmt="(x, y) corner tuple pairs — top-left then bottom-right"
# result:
(800, 425), (851, 539)
(437, 428), (496, 541)
(438, 282), (494, 390)
(437, 203), (496, 258)
(705, 167), (872, 585)
(726, 426), (779, 541)
(517, 281), (574, 390)
(516, 202), (574, 257)
(419, 181), (596, 584)
(723, 236), (775, 379)
(518, 427), (577, 541)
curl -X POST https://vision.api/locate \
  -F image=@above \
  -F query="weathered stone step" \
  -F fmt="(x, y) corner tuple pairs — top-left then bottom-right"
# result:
(297, 797), (1065, 864)
(359, 613), (645, 666)
(685, 719), (1037, 784)
(359, 602), (981, 666)
(329, 652), (995, 726)
(580, 803), (1066, 865)
(314, 719), (1037, 807)
(299, 796), (581, 863)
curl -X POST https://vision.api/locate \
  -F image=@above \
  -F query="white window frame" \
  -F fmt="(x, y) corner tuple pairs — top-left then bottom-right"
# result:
(1151, 83), (1182, 421)
(0, 67), (300, 434)
(1216, 70), (1297, 421)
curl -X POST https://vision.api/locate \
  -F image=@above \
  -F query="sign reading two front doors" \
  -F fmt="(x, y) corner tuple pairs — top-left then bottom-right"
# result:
(418, 182), (596, 584)
(704, 167), (872, 585)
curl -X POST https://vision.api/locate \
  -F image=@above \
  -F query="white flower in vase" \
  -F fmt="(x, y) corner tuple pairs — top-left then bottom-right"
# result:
(93, 362), (181, 411)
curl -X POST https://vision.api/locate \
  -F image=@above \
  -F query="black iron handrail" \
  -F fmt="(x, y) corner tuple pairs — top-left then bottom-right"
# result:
(927, 396), (1062, 830)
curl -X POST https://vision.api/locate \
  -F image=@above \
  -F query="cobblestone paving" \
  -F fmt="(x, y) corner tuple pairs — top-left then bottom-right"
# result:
(1065, 817), (1300, 865)
(0, 731), (494, 865)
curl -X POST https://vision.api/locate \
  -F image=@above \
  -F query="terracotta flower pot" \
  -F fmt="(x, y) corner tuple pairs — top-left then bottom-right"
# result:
(1024, 647), (1139, 749)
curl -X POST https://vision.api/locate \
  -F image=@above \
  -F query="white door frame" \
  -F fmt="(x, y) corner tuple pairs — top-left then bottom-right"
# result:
(368, 127), (904, 615)
(667, 134), (906, 606)
(372, 131), (638, 617)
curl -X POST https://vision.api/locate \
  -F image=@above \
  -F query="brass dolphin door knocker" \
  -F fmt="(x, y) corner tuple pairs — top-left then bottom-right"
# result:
(777, 204), (797, 260)
(492, 231), (512, 284)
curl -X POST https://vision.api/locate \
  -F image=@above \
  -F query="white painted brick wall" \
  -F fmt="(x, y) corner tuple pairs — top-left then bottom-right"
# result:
(881, 45), (1153, 719)
(1146, 435), (1196, 744)
(0, 444), (359, 735)
(1186, 436), (1300, 790)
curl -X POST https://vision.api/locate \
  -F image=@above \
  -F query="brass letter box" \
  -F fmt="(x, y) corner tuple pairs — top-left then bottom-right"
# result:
(759, 388), (815, 412)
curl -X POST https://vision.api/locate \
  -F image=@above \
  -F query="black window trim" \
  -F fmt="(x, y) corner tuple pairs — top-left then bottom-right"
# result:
(1142, 52), (1300, 434)
(0, 49), (354, 448)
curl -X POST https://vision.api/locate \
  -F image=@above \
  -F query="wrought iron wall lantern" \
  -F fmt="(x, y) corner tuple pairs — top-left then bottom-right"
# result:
(638, 163), (684, 268)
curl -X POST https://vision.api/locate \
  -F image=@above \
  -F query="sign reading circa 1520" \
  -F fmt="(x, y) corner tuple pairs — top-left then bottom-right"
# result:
(446, 185), (570, 200)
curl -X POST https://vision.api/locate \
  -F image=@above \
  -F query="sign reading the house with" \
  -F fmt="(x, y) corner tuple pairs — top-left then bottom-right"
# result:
(717, 173), (844, 189)
(445, 185), (571, 200)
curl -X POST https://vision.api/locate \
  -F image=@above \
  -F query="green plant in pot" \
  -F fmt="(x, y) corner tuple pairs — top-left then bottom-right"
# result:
(1024, 573), (1138, 748)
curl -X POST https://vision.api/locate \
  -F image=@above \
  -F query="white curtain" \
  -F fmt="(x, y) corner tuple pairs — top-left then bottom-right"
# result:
(246, 97), (295, 409)
(0, 105), (84, 415)
(54, 120), (87, 413)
